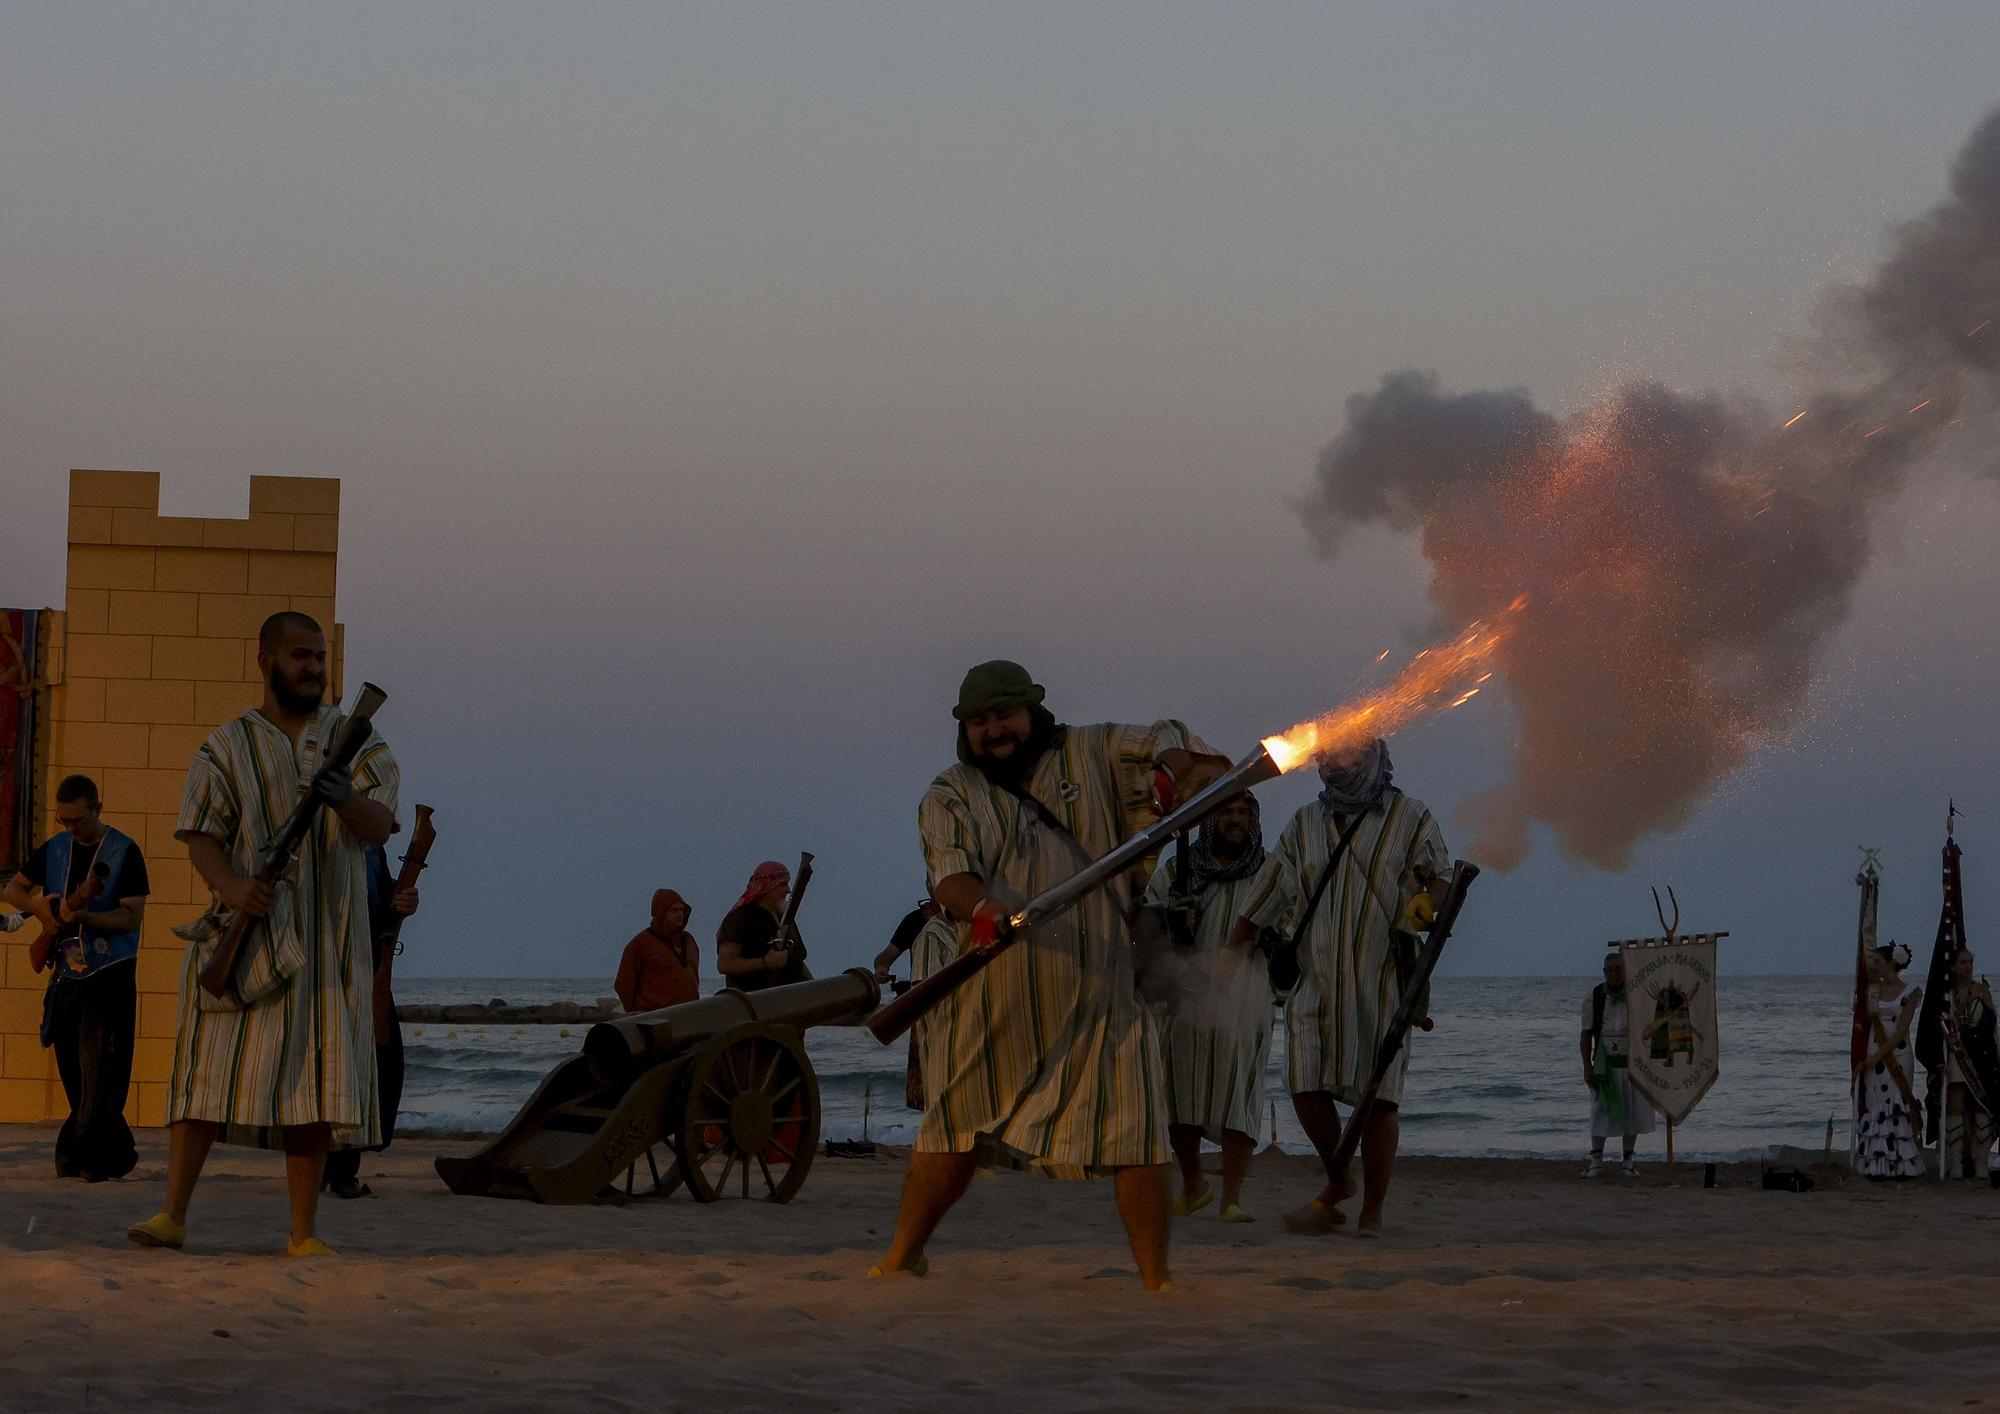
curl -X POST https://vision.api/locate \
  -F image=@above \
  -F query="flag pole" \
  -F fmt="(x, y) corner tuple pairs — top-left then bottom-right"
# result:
(1852, 848), (1882, 1172)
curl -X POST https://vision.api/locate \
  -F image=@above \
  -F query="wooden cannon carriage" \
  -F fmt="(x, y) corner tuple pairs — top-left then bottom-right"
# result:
(436, 969), (880, 1205)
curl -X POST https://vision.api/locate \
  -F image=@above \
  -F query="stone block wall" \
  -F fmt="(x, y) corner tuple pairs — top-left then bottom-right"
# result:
(0, 470), (342, 1124)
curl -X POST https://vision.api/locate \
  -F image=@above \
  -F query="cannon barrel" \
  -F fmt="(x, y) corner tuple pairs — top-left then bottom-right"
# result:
(585, 967), (880, 1081)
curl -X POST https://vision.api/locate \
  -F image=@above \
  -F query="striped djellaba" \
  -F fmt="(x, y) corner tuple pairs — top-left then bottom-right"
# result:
(1240, 790), (1448, 1107)
(1140, 860), (1274, 1140)
(168, 705), (398, 1150)
(916, 720), (1212, 1178)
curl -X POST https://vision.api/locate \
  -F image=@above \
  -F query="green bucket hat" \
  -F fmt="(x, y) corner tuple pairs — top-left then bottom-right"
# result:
(953, 660), (1045, 722)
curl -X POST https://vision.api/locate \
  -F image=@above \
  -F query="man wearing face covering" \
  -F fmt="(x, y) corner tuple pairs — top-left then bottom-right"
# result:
(615, 889), (701, 1012)
(871, 660), (1228, 1290)
(1235, 738), (1447, 1237)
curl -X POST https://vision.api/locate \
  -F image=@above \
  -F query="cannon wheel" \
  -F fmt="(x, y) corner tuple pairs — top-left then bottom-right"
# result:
(675, 1022), (820, 1203)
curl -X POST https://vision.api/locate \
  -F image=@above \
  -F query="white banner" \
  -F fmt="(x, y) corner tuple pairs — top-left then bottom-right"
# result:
(1622, 938), (1720, 1125)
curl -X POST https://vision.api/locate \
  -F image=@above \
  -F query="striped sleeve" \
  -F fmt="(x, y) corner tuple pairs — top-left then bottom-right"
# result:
(918, 775), (982, 889)
(1241, 807), (1307, 933)
(1106, 720), (1217, 841)
(350, 729), (400, 817)
(175, 732), (240, 846)
(1408, 808), (1450, 884)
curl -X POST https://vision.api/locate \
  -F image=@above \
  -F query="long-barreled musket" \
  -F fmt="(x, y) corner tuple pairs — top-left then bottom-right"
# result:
(198, 682), (388, 1000)
(1326, 860), (1481, 1174)
(776, 851), (814, 951)
(867, 746), (1281, 1044)
(372, 804), (436, 1044)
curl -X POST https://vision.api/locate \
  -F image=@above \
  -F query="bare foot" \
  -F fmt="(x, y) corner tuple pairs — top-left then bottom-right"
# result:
(1282, 1199), (1347, 1234)
(1355, 1209), (1384, 1239)
(1314, 1168), (1360, 1209)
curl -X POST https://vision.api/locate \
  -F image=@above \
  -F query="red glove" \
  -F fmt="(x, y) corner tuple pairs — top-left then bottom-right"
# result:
(1149, 764), (1179, 818)
(969, 898), (1013, 952)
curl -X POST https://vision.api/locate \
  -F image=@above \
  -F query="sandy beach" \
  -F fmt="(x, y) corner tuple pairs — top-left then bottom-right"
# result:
(6, 1126), (1998, 1412)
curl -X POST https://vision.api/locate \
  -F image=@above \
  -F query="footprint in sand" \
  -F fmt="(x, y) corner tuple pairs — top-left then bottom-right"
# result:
(688, 1270), (731, 1287)
(1270, 1275), (1336, 1292)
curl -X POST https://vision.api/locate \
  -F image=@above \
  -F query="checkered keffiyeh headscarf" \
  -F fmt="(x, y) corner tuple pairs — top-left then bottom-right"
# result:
(733, 861), (790, 911)
(1317, 738), (1394, 817)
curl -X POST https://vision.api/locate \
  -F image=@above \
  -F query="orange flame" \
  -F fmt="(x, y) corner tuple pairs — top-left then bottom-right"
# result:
(1261, 596), (1527, 773)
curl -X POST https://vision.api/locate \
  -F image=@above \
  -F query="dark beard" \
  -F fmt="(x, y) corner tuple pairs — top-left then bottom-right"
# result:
(962, 710), (1064, 789)
(269, 666), (325, 716)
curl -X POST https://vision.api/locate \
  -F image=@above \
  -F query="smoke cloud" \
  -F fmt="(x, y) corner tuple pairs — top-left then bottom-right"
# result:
(1300, 108), (2000, 871)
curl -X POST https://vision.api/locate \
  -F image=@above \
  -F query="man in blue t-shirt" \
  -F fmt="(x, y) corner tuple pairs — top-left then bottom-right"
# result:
(3, 774), (150, 1180)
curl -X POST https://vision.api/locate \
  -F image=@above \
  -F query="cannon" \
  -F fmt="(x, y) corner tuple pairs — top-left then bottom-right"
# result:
(436, 969), (881, 1205)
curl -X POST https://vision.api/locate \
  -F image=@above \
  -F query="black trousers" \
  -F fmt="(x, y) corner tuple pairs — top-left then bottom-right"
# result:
(324, 1036), (405, 1187)
(47, 964), (138, 1180)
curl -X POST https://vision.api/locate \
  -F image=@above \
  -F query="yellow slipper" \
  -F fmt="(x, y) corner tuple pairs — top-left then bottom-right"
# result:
(127, 1213), (187, 1250)
(286, 1236), (336, 1258)
(1172, 1185), (1214, 1217)
(1218, 1203), (1254, 1224)
(866, 1252), (930, 1278)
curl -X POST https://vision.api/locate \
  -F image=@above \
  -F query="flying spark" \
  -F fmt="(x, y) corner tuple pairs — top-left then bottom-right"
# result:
(1908, 399), (1931, 414)
(1862, 426), (1886, 438)
(1969, 319), (1992, 337)
(1782, 410), (1809, 429)
(1260, 598), (1527, 772)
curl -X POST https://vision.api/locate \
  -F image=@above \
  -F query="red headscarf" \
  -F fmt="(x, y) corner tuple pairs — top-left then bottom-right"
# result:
(732, 861), (790, 911)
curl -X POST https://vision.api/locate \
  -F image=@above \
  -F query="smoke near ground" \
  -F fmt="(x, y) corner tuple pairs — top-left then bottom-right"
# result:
(1300, 108), (2000, 871)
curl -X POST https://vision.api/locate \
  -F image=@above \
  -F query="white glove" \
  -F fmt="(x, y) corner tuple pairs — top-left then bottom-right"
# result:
(0, 911), (25, 933)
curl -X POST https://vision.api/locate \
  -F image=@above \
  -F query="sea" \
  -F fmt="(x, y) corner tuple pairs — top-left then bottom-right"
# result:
(394, 974), (1857, 1162)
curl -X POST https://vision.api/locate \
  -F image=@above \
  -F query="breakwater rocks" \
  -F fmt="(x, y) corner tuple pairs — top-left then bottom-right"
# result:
(397, 997), (625, 1025)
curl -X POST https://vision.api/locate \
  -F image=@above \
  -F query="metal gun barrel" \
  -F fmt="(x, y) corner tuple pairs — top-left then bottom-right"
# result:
(1009, 745), (1281, 931)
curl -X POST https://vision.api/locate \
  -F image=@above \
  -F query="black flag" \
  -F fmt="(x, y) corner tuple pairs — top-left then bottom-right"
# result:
(1915, 804), (1967, 1142)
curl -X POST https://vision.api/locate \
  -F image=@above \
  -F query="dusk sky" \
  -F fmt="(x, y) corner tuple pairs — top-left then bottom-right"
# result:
(4, 4), (1996, 980)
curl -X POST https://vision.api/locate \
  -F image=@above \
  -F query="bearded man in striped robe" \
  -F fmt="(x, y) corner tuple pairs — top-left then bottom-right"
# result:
(129, 612), (397, 1258)
(871, 660), (1227, 1290)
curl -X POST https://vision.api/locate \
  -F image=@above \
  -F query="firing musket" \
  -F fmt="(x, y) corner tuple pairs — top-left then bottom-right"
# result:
(867, 745), (1283, 1044)
(198, 682), (388, 1001)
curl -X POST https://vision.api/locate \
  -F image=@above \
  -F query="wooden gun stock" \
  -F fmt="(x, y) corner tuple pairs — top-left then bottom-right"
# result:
(373, 804), (436, 1042)
(866, 942), (1000, 1043)
(769, 851), (815, 966)
(1327, 860), (1480, 1176)
(198, 683), (388, 1001)
(28, 861), (111, 974)
(776, 852), (814, 941)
